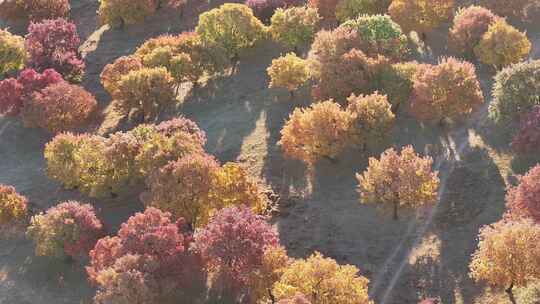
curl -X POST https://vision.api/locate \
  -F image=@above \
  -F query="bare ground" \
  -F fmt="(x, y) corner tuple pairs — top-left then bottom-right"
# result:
(1, 1), (539, 303)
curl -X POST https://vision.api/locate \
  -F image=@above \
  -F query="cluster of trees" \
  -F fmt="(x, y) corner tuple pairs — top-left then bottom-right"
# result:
(0, 0), (70, 23)
(279, 93), (395, 165)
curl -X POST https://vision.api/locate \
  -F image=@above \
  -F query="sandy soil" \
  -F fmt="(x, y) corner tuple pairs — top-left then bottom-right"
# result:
(1, 0), (539, 303)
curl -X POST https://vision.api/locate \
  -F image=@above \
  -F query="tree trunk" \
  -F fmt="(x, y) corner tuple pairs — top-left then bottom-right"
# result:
(506, 282), (516, 304)
(421, 32), (427, 41)
(289, 90), (294, 99)
(393, 201), (399, 220)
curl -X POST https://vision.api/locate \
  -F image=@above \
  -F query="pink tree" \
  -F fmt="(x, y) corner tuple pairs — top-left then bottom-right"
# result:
(506, 165), (540, 223)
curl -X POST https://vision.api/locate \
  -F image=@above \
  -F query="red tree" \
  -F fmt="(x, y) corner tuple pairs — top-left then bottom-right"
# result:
(506, 165), (540, 223)
(512, 106), (540, 154)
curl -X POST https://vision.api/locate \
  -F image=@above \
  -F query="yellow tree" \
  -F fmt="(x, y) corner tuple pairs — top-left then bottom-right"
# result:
(273, 252), (373, 304)
(356, 145), (439, 220)
(267, 53), (310, 97)
(469, 219), (540, 304)
(388, 0), (454, 38)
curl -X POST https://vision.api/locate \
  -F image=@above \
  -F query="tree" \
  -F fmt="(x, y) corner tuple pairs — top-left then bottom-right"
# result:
(0, 68), (64, 117)
(488, 60), (540, 127)
(25, 18), (85, 82)
(87, 208), (199, 303)
(100, 55), (143, 97)
(308, 0), (340, 22)
(506, 165), (540, 223)
(512, 106), (540, 154)
(27, 201), (104, 259)
(196, 3), (267, 61)
(0, 185), (28, 225)
(269, 6), (320, 51)
(0, 0), (70, 22)
(335, 0), (391, 22)
(469, 219), (540, 304)
(341, 14), (408, 61)
(279, 100), (354, 165)
(193, 206), (279, 297)
(143, 153), (221, 228)
(388, 0), (454, 37)
(273, 252), (373, 304)
(409, 57), (484, 124)
(346, 92), (395, 150)
(376, 61), (427, 112)
(474, 20), (531, 69)
(356, 145), (439, 220)
(251, 246), (291, 303)
(113, 67), (175, 121)
(98, 0), (184, 28)
(22, 82), (97, 133)
(44, 132), (85, 190)
(479, 0), (532, 19)
(245, 0), (299, 23)
(0, 30), (26, 77)
(448, 6), (500, 58)
(278, 293), (312, 304)
(267, 53), (310, 97)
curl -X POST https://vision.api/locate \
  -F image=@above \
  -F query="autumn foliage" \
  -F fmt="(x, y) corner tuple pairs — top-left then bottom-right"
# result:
(267, 53), (310, 95)
(474, 20), (531, 69)
(0, 185), (28, 225)
(512, 106), (540, 154)
(469, 218), (540, 301)
(23, 82), (97, 133)
(308, 0), (339, 22)
(273, 252), (373, 304)
(279, 100), (353, 165)
(489, 60), (540, 127)
(26, 201), (104, 258)
(98, 0), (185, 28)
(409, 57), (484, 123)
(0, 29), (26, 77)
(193, 206), (279, 296)
(278, 294), (312, 304)
(506, 165), (540, 223)
(335, 0), (391, 22)
(0, 0), (70, 22)
(87, 208), (199, 303)
(356, 145), (439, 220)
(388, 0), (454, 35)
(448, 6), (500, 58)
(25, 18), (85, 82)
(100, 55), (143, 96)
(196, 4), (267, 60)
(269, 6), (320, 50)
(479, 0), (532, 19)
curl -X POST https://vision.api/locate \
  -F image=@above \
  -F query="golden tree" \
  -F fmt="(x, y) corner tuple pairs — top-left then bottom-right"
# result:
(469, 219), (540, 304)
(267, 53), (310, 97)
(273, 252), (373, 304)
(388, 0), (454, 38)
(356, 145), (439, 220)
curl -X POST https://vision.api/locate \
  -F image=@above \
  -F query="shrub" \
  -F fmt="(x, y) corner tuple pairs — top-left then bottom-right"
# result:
(100, 55), (143, 97)
(356, 145), (439, 220)
(335, 0), (391, 22)
(0, 30), (26, 77)
(469, 219), (540, 303)
(512, 106), (540, 154)
(506, 165), (540, 223)
(27, 201), (104, 258)
(98, 0), (186, 28)
(474, 20), (531, 69)
(267, 53), (310, 96)
(488, 60), (540, 127)
(193, 206), (279, 295)
(25, 18), (85, 82)
(388, 0), (454, 36)
(409, 57), (484, 123)
(113, 67), (175, 121)
(22, 82), (97, 133)
(279, 100), (354, 165)
(341, 14), (408, 61)
(346, 93), (395, 149)
(0, 68), (64, 117)
(448, 6), (500, 58)
(269, 6), (320, 51)
(0, 185), (28, 225)
(0, 0), (70, 22)
(196, 3), (267, 60)
(278, 294), (312, 304)
(479, 0), (531, 19)
(308, 0), (340, 22)
(246, 0), (298, 23)
(273, 252), (372, 304)
(87, 208), (197, 303)
(474, 20), (532, 69)
(143, 153), (220, 228)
